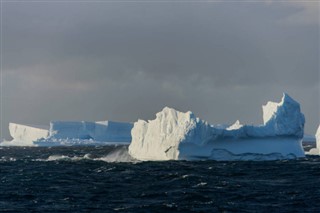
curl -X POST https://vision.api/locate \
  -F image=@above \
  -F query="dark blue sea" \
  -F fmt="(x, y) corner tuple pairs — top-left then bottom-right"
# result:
(1, 145), (320, 212)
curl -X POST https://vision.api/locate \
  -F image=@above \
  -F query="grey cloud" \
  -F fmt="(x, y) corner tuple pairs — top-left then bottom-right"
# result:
(1, 2), (319, 139)
(6, 3), (318, 85)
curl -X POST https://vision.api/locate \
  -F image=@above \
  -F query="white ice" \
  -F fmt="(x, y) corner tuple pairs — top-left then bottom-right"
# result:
(4, 123), (50, 146)
(1, 120), (133, 146)
(128, 93), (306, 161)
(49, 121), (132, 142)
(307, 125), (320, 155)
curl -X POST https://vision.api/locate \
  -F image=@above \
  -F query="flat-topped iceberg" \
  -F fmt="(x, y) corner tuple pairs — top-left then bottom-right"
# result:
(2, 120), (133, 146)
(128, 93), (305, 161)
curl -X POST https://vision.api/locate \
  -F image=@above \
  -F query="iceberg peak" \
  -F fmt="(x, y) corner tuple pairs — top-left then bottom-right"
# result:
(262, 93), (304, 138)
(157, 107), (194, 120)
(227, 120), (243, 130)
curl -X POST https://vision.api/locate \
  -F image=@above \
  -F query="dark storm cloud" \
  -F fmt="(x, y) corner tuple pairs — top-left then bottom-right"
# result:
(1, 1), (319, 139)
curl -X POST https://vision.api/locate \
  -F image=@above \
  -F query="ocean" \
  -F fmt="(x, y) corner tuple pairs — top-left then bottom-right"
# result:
(1, 145), (320, 212)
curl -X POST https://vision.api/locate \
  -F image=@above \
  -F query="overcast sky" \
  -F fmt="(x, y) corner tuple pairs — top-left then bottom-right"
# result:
(1, 0), (319, 139)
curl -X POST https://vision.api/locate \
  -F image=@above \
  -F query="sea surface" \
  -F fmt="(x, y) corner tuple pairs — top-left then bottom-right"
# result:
(1, 145), (320, 212)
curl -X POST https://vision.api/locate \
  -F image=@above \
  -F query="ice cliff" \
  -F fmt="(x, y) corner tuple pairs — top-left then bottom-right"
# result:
(317, 127), (320, 149)
(3, 120), (133, 146)
(49, 121), (132, 142)
(308, 125), (320, 155)
(128, 93), (306, 161)
(7, 123), (50, 146)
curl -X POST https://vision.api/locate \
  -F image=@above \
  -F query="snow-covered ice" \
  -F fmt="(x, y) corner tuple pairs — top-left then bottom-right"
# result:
(1, 120), (133, 146)
(128, 93), (306, 161)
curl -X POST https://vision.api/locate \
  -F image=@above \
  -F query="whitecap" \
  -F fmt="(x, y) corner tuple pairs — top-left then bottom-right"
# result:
(0, 157), (17, 162)
(193, 182), (207, 188)
(96, 148), (136, 163)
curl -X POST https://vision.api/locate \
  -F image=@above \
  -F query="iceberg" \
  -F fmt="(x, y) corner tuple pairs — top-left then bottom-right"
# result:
(5, 123), (50, 146)
(48, 121), (133, 142)
(2, 120), (133, 146)
(307, 125), (320, 155)
(128, 93), (306, 161)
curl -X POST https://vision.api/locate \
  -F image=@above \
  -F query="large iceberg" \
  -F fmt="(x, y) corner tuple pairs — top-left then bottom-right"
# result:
(308, 125), (320, 155)
(2, 120), (133, 146)
(128, 93), (306, 161)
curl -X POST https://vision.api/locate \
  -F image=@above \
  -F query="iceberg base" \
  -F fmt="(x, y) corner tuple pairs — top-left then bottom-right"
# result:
(131, 137), (305, 161)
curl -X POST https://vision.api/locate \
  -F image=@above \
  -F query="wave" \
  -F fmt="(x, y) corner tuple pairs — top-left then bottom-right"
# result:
(0, 138), (130, 147)
(97, 147), (135, 162)
(0, 157), (17, 162)
(36, 146), (137, 163)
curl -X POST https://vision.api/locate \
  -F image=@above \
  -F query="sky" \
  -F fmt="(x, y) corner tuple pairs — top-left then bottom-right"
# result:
(0, 0), (319, 139)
